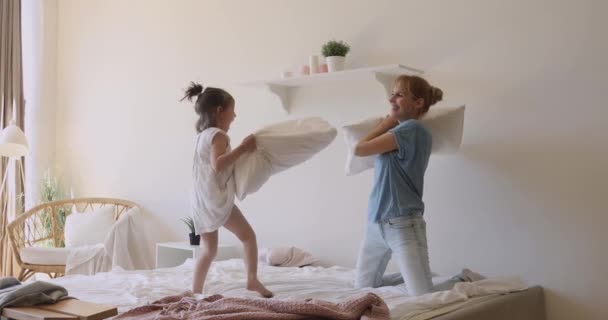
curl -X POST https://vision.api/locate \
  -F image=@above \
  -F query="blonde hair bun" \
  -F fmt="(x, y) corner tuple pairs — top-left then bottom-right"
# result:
(429, 86), (443, 106)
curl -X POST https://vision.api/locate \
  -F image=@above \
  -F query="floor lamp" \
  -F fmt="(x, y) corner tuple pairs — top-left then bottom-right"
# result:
(0, 100), (28, 277)
(0, 108), (29, 222)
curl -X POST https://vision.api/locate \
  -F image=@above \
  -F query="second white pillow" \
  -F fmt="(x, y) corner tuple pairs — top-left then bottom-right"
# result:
(343, 105), (465, 175)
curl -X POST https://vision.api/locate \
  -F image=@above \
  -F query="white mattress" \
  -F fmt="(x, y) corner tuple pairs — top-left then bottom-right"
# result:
(47, 259), (527, 320)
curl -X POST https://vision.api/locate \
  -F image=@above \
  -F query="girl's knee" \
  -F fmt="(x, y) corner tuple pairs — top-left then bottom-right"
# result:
(201, 248), (217, 260)
(409, 287), (432, 296)
(354, 277), (375, 289)
(200, 244), (218, 259)
(238, 230), (257, 244)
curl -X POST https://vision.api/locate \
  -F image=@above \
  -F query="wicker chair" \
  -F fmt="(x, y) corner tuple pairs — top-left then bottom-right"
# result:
(6, 198), (138, 281)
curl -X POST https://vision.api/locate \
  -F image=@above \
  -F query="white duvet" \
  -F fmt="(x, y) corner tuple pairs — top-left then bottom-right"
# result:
(49, 259), (526, 320)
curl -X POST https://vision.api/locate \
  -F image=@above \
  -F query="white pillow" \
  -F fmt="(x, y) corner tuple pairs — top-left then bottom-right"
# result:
(234, 117), (337, 200)
(64, 206), (116, 247)
(343, 105), (465, 175)
(421, 105), (466, 154)
(258, 246), (318, 267)
(343, 117), (381, 176)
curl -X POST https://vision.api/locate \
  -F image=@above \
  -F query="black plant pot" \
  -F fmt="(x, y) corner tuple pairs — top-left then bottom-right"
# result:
(189, 233), (200, 246)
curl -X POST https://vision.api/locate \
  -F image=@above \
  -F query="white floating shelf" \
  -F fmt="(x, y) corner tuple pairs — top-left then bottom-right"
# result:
(243, 64), (423, 113)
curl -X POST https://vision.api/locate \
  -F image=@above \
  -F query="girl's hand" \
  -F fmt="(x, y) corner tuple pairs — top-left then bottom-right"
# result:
(380, 114), (399, 130)
(355, 114), (399, 156)
(241, 134), (257, 152)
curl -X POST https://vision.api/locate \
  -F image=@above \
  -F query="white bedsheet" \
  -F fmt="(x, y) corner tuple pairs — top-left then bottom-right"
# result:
(48, 259), (527, 320)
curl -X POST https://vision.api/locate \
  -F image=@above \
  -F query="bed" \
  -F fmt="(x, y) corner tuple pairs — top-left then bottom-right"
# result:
(46, 259), (545, 320)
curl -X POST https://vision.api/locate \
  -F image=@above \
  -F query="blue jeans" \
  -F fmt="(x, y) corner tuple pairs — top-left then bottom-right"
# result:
(354, 213), (459, 296)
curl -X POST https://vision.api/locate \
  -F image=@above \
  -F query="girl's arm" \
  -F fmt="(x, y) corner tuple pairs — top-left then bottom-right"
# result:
(210, 133), (256, 172)
(354, 116), (399, 157)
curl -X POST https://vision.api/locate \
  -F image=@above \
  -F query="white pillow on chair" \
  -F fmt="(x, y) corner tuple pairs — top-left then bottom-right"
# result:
(343, 105), (465, 175)
(64, 206), (116, 247)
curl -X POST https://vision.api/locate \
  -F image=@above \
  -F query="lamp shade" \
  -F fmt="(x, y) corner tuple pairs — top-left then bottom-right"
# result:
(0, 119), (29, 157)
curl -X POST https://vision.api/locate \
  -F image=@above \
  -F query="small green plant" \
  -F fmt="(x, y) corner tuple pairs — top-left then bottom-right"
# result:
(322, 40), (350, 57)
(39, 170), (68, 247)
(181, 217), (195, 234)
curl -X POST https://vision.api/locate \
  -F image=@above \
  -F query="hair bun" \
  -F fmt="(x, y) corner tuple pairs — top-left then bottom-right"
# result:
(181, 82), (204, 102)
(429, 86), (443, 106)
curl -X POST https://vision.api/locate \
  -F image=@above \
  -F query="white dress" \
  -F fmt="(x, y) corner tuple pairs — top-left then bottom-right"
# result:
(191, 127), (235, 233)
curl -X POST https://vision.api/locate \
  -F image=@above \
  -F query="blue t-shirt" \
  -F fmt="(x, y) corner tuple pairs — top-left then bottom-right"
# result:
(368, 120), (432, 222)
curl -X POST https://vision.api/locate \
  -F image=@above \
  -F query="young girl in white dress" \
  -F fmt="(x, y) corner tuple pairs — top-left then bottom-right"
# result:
(182, 82), (273, 298)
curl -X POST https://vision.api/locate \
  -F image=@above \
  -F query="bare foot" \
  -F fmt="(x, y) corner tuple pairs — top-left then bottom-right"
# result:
(247, 279), (273, 298)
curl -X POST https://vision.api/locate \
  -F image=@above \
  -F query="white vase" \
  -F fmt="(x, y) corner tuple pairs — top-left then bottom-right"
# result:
(309, 55), (319, 74)
(326, 56), (346, 72)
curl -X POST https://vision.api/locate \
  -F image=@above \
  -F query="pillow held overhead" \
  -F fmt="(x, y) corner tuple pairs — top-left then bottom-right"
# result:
(343, 105), (465, 175)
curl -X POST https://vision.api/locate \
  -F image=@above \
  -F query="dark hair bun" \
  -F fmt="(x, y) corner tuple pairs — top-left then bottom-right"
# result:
(181, 82), (204, 102)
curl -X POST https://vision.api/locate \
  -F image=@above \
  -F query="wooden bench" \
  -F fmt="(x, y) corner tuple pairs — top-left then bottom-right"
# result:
(2, 299), (117, 320)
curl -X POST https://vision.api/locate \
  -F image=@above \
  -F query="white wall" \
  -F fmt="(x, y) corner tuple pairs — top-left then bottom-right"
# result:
(50, 1), (607, 319)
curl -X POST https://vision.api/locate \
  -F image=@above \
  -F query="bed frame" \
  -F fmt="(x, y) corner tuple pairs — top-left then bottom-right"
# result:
(429, 286), (545, 320)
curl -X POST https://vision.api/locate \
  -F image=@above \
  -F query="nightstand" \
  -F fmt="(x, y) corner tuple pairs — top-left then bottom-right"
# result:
(155, 242), (241, 268)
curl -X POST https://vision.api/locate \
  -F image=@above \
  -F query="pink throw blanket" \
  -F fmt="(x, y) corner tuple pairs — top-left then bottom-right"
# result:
(116, 292), (389, 320)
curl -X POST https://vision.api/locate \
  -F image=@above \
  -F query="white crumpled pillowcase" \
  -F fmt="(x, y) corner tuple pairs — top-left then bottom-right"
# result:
(343, 105), (465, 175)
(234, 117), (337, 200)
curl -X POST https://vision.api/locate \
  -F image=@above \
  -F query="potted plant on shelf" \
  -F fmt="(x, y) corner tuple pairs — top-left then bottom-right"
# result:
(181, 217), (200, 246)
(321, 40), (350, 72)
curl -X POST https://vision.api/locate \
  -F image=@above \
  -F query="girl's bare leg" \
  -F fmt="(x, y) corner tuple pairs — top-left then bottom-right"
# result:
(224, 206), (273, 298)
(192, 230), (218, 294)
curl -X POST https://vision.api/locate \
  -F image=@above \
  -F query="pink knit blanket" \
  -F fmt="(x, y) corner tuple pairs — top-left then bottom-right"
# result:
(115, 292), (390, 320)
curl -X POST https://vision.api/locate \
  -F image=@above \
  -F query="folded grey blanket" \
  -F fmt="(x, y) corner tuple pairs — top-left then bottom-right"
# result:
(0, 277), (69, 311)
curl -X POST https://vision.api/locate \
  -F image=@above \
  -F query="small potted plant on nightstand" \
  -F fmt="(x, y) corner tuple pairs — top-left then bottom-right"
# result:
(322, 40), (350, 72)
(182, 217), (200, 246)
